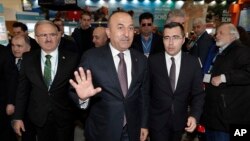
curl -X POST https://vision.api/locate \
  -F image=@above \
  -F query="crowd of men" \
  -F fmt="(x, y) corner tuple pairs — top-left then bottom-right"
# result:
(0, 9), (250, 141)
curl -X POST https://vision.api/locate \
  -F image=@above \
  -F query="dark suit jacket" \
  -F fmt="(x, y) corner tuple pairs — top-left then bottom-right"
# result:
(190, 31), (215, 65)
(74, 45), (149, 141)
(202, 40), (250, 132)
(14, 45), (78, 127)
(148, 52), (205, 131)
(0, 46), (18, 109)
(71, 27), (94, 56)
(132, 33), (164, 56)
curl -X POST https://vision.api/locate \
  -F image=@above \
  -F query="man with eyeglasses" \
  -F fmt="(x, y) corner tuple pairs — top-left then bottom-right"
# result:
(132, 12), (164, 57)
(13, 20), (79, 141)
(71, 10), (94, 55)
(148, 22), (205, 141)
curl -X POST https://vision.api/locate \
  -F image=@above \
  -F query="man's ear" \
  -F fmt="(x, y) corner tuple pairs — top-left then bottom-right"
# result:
(106, 28), (110, 38)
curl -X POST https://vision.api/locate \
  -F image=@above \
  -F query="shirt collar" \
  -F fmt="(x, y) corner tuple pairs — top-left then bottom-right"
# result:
(109, 43), (130, 58)
(165, 51), (181, 61)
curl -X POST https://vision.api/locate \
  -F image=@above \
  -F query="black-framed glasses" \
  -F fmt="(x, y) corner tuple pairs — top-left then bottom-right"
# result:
(141, 23), (152, 27)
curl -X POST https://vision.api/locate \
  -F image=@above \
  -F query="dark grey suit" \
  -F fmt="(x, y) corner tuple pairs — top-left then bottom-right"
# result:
(74, 45), (149, 141)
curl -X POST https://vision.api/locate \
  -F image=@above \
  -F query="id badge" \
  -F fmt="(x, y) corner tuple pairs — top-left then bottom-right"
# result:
(203, 73), (211, 83)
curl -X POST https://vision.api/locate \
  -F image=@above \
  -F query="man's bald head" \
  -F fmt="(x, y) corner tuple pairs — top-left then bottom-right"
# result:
(92, 27), (108, 47)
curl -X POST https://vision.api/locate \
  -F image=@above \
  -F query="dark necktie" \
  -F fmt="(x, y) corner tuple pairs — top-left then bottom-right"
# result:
(118, 53), (128, 97)
(117, 53), (128, 126)
(44, 55), (52, 88)
(16, 58), (22, 71)
(170, 57), (176, 92)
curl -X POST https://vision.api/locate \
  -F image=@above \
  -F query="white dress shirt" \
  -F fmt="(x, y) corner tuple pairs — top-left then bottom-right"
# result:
(165, 51), (182, 90)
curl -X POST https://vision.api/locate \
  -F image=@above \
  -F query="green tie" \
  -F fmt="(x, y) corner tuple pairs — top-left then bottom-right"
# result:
(44, 55), (52, 88)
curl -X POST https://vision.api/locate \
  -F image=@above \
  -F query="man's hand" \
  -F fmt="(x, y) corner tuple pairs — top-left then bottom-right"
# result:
(13, 120), (25, 136)
(140, 128), (148, 141)
(69, 67), (102, 101)
(6, 104), (15, 115)
(211, 75), (222, 86)
(185, 116), (197, 133)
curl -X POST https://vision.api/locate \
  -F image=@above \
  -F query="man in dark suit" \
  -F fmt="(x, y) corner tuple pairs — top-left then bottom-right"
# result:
(0, 45), (18, 141)
(202, 23), (250, 141)
(11, 35), (37, 141)
(132, 12), (164, 57)
(69, 11), (150, 141)
(13, 20), (78, 141)
(148, 22), (205, 141)
(189, 18), (215, 66)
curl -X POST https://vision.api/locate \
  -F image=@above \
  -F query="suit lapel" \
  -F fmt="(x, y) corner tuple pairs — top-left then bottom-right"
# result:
(127, 49), (139, 97)
(159, 53), (174, 94)
(175, 53), (186, 93)
(102, 46), (125, 98)
(32, 50), (48, 90)
(49, 50), (66, 90)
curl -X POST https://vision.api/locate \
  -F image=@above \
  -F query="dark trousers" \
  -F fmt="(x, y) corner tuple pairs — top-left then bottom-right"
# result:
(120, 125), (129, 141)
(150, 126), (183, 141)
(0, 109), (17, 141)
(22, 116), (36, 141)
(205, 129), (229, 141)
(35, 112), (74, 141)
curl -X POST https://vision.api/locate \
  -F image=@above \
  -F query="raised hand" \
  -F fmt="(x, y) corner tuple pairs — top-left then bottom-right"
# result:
(69, 67), (102, 101)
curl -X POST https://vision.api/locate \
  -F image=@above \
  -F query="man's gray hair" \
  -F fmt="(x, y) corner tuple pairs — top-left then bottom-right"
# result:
(166, 9), (185, 23)
(193, 18), (206, 26)
(224, 23), (240, 40)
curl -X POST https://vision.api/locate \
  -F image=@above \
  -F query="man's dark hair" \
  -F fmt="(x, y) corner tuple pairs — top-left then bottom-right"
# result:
(12, 22), (28, 32)
(164, 22), (185, 37)
(107, 11), (132, 27)
(139, 12), (154, 24)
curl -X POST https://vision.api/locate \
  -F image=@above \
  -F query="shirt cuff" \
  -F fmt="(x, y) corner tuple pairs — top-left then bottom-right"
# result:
(79, 99), (89, 109)
(221, 74), (226, 83)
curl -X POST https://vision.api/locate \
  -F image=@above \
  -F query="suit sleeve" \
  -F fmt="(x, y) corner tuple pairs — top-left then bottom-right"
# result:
(140, 60), (150, 128)
(189, 58), (205, 122)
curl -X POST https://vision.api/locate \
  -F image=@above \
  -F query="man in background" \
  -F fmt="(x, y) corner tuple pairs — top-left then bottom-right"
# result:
(53, 18), (79, 53)
(0, 44), (18, 141)
(11, 35), (36, 141)
(202, 23), (250, 141)
(71, 11), (94, 55)
(132, 12), (164, 57)
(166, 9), (189, 52)
(92, 26), (108, 48)
(189, 18), (215, 66)
(10, 22), (40, 51)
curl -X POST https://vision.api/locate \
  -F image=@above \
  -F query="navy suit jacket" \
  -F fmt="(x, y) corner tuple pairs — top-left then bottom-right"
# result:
(14, 46), (78, 127)
(73, 45), (150, 141)
(148, 52), (205, 131)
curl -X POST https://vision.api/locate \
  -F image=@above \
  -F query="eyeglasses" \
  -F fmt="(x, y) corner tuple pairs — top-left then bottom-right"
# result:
(141, 23), (152, 27)
(36, 33), (58, 38)
(163, 35), (183, 42)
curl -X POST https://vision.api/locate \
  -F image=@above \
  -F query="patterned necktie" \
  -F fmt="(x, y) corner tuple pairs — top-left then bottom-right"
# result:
(118, 53), (128, 97)
(16, 58), (22, 71)
(44, 55), (52, 88)
(170, 57), (176, 92)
